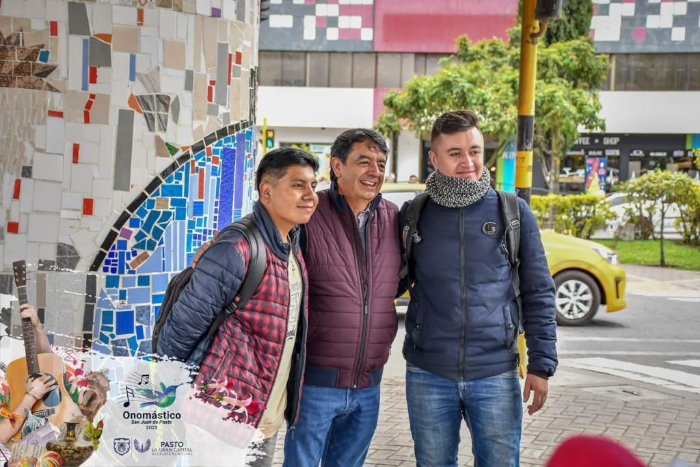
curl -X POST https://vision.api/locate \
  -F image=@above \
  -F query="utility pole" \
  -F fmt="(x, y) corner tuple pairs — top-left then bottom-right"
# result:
(515, 0), (562, 205)
(515, 0), (563, 378)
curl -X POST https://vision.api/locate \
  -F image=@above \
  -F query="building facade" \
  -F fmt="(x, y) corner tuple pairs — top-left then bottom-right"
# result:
(257, 0), (700, 187)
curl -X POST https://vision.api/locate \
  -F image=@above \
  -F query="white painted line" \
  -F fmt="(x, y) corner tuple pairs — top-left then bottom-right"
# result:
(627, 290), (700, 298)
(560, 337), (700, 343)
(567, 357), (700, 395)
(668, 360), (700, 369)
(561, 351), (700, 356)
(670, 298), (700, 303)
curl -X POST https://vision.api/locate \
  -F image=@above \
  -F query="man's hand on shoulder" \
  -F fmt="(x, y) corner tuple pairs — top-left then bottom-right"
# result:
(192, 230), (219, 267)
(523, 373), (548, 415)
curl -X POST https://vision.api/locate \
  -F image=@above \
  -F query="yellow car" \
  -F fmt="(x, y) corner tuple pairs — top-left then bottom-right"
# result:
(382, 183), (627, 326)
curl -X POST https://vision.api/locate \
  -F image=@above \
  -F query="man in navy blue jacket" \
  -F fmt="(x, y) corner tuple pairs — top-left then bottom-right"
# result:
(401, 110), (557, 466)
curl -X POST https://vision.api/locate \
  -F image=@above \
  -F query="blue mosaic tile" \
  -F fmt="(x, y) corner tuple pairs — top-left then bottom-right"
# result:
(118, 289), (126, 301)
(161, 185), (183, 197)
(115, 310), (134, 335)
(136, 325), (144, 340)
(106, 275), (119, 288)
(127, 287), (150, 304)
(129, 218), (141, 228)
(112, 339), (129, 357)
(152, 274), (168, 292)
(152, 293), (164, 305)
(135, 305), (151, 326)
(127, 336), (138, 353)
(122, 276), (135, 288)
(102, 310), (113, 325)
(137, 275), (150, 286)
(138, 340), (152, 355)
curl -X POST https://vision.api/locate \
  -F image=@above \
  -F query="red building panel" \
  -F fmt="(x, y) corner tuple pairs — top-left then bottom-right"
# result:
(373, 0), (517, 53)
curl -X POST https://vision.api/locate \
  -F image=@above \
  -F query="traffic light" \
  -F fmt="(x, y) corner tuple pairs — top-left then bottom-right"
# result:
(535, 0), (564, 20)
(265, 129), (275, 150)
(260, 0), (270, 22)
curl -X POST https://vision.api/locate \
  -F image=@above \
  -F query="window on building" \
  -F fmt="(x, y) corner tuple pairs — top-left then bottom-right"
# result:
(281, 52), (306, 87)
(308, 52), (330, 87)
(400, 53), (416, 87)
(612, 53), (700, 91)
(329, 53), (352, 88)
(377, 53), (402, 88)
(352, 53), (376, 88)
(259, 51), (282, 86)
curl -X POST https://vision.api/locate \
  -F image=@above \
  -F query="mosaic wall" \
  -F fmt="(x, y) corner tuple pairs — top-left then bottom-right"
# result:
(260, 0), (375, 52)
(592, 0), (700, 53)
(0, 0), (259, 355)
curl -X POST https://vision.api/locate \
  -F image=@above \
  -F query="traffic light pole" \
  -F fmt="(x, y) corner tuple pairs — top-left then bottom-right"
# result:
(262, 117), (268, 156)
(515, 0), (540, 206)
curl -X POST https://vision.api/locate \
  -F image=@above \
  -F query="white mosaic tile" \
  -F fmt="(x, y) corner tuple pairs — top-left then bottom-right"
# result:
(33, 152), (64, 182)
(27, 213), (60, 243)
(32, 180), (62, 213)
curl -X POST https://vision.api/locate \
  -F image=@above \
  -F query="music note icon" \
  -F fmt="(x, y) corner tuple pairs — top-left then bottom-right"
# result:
(137, 374), (149, 385)
(123, 387), (135, 407)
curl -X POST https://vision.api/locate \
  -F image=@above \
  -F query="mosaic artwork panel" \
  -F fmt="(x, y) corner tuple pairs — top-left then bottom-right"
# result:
(91, 126), (255, 357)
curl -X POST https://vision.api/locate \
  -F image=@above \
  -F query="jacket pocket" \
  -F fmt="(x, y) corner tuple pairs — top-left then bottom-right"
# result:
(502, 305), (517, 353)
(212, 348), (234, 383)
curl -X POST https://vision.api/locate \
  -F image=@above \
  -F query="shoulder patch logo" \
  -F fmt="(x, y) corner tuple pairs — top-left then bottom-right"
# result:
(482, 221), (498, 237)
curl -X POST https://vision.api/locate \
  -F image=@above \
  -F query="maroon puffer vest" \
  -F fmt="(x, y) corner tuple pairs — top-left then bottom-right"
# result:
(303, 188), (402, 388)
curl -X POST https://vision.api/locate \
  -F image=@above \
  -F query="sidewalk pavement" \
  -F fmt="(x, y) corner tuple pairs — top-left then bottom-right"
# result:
(271, 264), (700, 466)
(272, 365), (700, 466)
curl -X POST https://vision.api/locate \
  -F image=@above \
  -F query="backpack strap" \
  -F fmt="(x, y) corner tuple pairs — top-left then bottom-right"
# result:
(497, 190), (522, 322)
(399, 192), (430, 300)
(205, 216), (266, 341)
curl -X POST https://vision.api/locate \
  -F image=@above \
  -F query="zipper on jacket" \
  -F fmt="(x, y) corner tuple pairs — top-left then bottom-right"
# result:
(352, 211), (371, 388)
(290, 249), (307, 429)
(459, 208), (467, 381)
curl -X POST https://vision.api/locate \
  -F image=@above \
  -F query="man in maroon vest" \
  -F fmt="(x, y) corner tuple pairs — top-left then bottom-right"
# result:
(283, 129), (403, 466)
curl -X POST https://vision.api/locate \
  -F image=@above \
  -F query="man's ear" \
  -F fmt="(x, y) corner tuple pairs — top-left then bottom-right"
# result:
(428, 150), (439, 171)
(259, 180), (273, 203)
(330, 157), (342, 180)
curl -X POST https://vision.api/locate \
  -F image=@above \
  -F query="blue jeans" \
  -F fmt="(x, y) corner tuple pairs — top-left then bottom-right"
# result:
(283, 384), (381, 467)
(406, 363), (522, 467)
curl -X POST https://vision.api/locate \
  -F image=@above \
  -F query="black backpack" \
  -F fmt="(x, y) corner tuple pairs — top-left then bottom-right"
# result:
(152, 216), (267, 358)
(399, 191), (522, 321)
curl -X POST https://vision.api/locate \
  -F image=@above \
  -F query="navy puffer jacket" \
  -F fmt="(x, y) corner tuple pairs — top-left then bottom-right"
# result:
(401, 188), (557, 382)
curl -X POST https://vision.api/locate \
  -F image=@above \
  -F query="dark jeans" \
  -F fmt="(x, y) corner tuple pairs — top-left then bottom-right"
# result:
(406, 363), (523, 466)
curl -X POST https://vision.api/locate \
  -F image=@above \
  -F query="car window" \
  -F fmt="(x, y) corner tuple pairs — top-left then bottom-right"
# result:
(381, 191), (419, 208)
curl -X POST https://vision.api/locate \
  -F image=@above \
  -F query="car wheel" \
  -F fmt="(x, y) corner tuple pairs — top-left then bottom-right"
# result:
(553, 271), (601, 326)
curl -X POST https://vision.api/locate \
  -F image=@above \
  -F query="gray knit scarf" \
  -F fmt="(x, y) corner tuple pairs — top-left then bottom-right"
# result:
(426, 169), (491, 208)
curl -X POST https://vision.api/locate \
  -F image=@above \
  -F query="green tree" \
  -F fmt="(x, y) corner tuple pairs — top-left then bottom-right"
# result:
(622, 171), (697, 266)
(543, 0), (593, 46)
(376, 31), (608, 192)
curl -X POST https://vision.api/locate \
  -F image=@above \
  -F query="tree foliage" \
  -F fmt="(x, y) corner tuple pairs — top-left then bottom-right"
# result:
(531, 193), (613, 239)
(621, 171), (697, 266)
(543, 0), (593, 46)
(376, 27), (609, 191)
(675, 184), (700, 246)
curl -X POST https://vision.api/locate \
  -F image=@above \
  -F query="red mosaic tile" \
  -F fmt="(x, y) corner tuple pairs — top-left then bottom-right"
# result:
(83, 198), (94, 216)
(73, 143), (80, 163)
(6, 221), (19, 234)
(13, 179), (20, 199)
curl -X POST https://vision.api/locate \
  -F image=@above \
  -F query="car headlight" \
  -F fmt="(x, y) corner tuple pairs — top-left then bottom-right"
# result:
(592, 245), (618, 265)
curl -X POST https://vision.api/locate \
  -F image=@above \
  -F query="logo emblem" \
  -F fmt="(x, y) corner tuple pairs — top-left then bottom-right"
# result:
(482, 221), (498, 237)
(134, 438), (151, 453)
(114, 438), (131, 456)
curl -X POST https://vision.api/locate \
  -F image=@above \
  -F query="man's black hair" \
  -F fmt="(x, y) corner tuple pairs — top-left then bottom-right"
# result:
(256, 147), (319, 191)
(329, 129), (389, 182)
(430, 110), (480, 148)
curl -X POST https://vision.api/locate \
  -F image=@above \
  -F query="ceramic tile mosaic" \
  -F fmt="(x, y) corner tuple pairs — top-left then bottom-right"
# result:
(0, 0), (260, 355)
